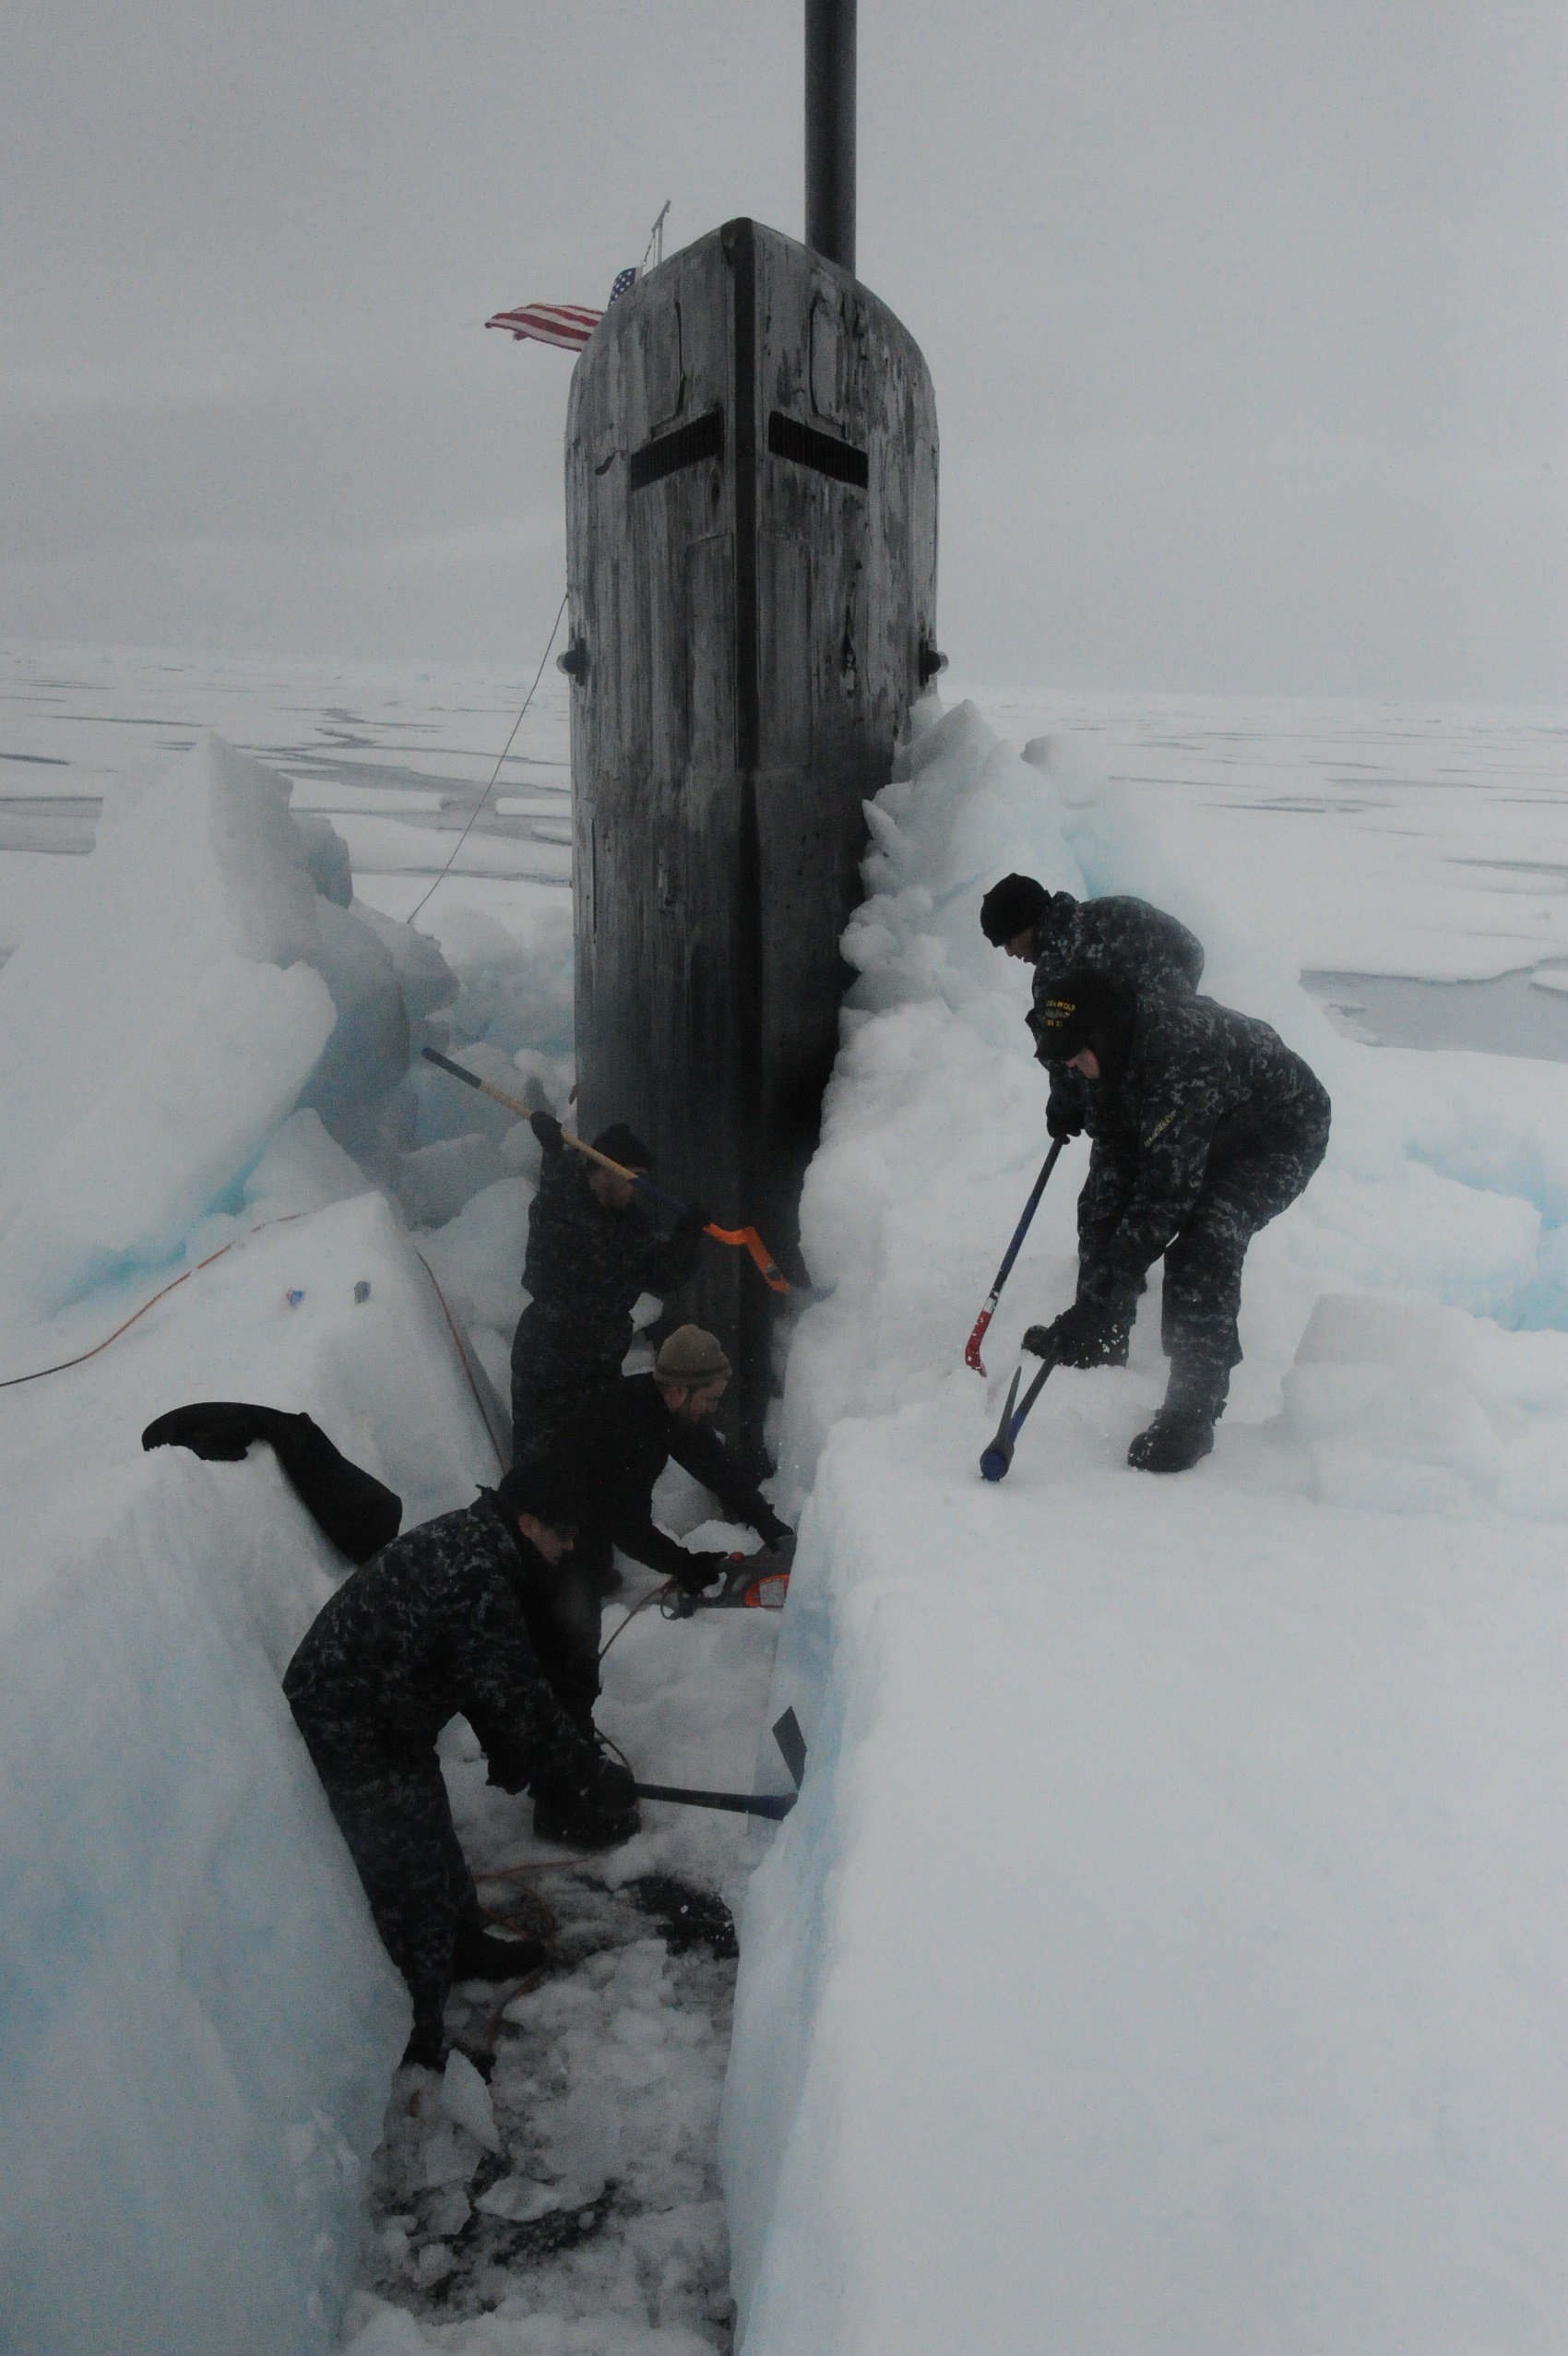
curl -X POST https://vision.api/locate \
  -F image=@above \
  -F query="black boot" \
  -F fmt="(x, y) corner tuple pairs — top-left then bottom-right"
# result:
(1127, 1406), (1216, 1472)
(450, 1921), (549, 1981)
(1131, 1352), (1230, 1473)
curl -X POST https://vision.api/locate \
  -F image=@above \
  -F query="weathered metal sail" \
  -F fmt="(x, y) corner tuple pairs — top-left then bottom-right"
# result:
(564, 217), (938, 1458)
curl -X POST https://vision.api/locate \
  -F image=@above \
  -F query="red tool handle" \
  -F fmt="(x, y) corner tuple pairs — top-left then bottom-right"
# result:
(964, 1300), (997, 1377)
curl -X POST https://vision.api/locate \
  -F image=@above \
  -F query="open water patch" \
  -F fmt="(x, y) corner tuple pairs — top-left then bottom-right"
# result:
(1303, 966), (1568, 1064)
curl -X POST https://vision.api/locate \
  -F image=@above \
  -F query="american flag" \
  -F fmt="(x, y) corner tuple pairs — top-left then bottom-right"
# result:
(486, 269), (638, 353)
(485, 302), (602, 351)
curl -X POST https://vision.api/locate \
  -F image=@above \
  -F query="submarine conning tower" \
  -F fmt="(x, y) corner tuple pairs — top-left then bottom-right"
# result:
(564, 38), (939, 1466)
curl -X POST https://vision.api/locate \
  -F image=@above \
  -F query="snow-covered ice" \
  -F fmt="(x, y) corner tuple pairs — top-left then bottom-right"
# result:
(724, 699), (1568, 2352)
(0, 1194), (501, 2356)
(2, 641), (1567, 2351)
(0, 666), (776, 2352)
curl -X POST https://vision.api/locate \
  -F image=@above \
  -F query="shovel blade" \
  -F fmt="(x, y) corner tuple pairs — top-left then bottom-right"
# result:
(772, 1707), (808, 1790)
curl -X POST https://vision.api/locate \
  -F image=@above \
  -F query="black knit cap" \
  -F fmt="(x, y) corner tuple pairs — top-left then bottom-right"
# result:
(980, 873), (1049, 947)
(1037, 968), (1136, 1074)
(591, 1122), (654, 1172)
(496, 1462), (581, 1530)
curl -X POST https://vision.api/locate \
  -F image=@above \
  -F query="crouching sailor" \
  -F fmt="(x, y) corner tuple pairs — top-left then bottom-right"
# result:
(980, 870), (1206, 1146)
(1024, 968), (1331, 1472)
(513, 1325), (793, 1741)
(511, 1111), (707, 1457)
(283, 1466), (638, 2070)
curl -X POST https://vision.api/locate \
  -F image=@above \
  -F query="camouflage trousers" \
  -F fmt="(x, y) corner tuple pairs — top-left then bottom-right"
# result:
(1084, 1090), (1331, 1416)
(1160, 1095), (1331, 1411)
(315, 1755), (481, 2043)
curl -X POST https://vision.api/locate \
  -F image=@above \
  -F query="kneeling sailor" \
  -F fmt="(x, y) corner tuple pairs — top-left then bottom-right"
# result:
(513, 1325), (793, 1758)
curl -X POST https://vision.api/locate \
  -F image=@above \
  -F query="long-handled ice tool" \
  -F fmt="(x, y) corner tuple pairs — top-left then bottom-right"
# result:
(421, 1046), (788, 1292)
(634, 1708), (806, 1821)
(979, 1346), (1060, 1482)
(964, 1137), (1066, 1374)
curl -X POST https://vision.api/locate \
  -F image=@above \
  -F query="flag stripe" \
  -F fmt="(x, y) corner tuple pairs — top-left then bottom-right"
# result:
(485, 301), (603, 351)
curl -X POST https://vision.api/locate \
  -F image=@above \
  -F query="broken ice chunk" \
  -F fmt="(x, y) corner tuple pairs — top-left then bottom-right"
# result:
(439, 2050), (501, 2155)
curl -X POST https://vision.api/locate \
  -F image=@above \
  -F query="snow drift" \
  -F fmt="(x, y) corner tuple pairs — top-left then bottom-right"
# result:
(0, 733), (509, 2353)
(0, 732), (449, 1308)
(0, 1195), (506, 2356)
(5, 690), (1567, 2354)
(723, 699), (1568, 2352)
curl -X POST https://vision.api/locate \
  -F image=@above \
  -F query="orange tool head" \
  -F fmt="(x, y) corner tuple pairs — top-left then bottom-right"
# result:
(704, 1223), (790, 1294)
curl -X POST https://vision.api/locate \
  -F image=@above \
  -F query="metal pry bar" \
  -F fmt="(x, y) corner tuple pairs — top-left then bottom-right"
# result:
(979, 1351), (1057, 1482)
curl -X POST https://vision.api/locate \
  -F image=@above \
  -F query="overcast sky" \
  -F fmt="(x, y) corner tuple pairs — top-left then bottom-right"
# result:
(3, 2), (1563, 700)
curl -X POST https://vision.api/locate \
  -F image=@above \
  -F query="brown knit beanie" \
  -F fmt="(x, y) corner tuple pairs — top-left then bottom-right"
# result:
(654, 1326), (732, 1386)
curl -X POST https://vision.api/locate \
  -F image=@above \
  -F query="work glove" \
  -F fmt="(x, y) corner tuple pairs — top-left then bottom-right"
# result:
(1022, 1300), (1128, 1370)
(754, 1520), (794, 1559)
(483, 1740), (533, 1796)
(672, 1549), (731, 1598)
(529, 1109), (564, 1153)
(1045, 1083), (1086, 1142)
(582, 1753), (637, 1816)
(533, 1749), (639, 1848)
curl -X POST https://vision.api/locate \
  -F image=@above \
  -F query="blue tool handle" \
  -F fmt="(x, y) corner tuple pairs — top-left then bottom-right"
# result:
(990, 1136), (1064, 1294)
(631, 1174), (689, 1216)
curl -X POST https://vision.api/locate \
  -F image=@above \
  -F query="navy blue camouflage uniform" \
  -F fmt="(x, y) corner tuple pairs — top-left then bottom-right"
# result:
(511, 1136), (703, 1454)
(516, 1372), (792, 1728)
(283, 1493), (607, 2053)
(1027, 892), (1206, 1138)
(1074, 994), (1331, 1413)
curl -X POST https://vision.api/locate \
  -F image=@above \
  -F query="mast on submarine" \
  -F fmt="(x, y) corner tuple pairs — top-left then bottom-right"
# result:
(562, 0), (941, 1464)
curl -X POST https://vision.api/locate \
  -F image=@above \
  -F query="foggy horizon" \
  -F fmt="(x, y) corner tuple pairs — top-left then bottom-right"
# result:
(4, 1), (1563, 704)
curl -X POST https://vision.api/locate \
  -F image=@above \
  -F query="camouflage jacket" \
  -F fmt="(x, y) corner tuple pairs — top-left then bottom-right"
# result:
(518, 1138), (703, 1379)
(283, 1493), (599, 1791)
(1029, 892), (1206, 1015)
(1075, 994), (1330, 1310)
(524, 1372), (790, 1580)
(1028, 892), (1206, 1131)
